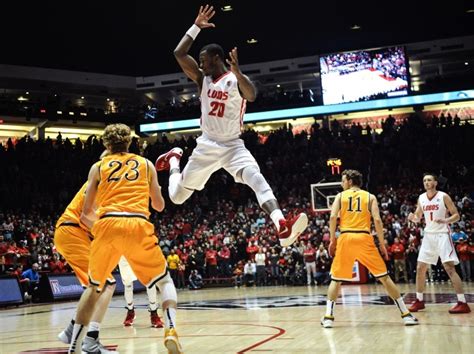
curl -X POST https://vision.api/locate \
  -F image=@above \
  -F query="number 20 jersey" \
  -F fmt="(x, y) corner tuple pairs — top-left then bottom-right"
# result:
(419, 191), (448, 233)
(96, 153), (150, 218)
(200, 71), (247, 142)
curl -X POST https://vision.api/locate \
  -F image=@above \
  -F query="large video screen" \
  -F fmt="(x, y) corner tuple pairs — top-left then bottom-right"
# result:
(320, 46), (409, 105)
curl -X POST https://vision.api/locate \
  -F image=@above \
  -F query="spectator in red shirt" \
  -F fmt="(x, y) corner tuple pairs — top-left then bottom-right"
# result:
(0, 235), (9, 255)
(390, 237), (408, 283)
(29, 227), (39, 246)
(218, 246), (231, 276)
(303, 243), (316, 285)
(4, 241), (20, 267)
(17, 241), (31, 267)
(246, 242), (259, 261)
(49, 253), (67, 274)
(205, 247), (218, 281)
(456, 239), (470, 282)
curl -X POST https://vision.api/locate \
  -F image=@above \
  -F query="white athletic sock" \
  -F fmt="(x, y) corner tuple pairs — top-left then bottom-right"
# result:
(325, 300), (335, 318)
(124, 285), (134, 310)
(69, 324), (86, 353)
(270, 209), (285, 231)
(394, 297), (409, 315)
(88, 321), (100, 332)
(147, 286), (158, 311)
(416, 292), (423, 301)
(169, 156), (180, 170)
(457, 294), (466, 303)
(164, 307), (177, 329)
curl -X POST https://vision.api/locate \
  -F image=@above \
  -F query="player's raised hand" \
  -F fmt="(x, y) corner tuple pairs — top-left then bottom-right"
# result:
(226, 47), (242, 75)
(195, 5), (216, 29)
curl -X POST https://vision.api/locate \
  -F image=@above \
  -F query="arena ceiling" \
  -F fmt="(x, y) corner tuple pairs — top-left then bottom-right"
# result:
(1, 1), (473, 77)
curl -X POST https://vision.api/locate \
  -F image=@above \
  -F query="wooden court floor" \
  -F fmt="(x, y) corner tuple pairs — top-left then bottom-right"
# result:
(1, 283), (472, 353)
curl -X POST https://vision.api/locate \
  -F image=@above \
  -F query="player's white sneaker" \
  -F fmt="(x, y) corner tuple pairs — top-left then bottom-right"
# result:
(279, 213), (308, 247)
(402, 312), (419, 326)
(82, 335), (118, 353)
(58, 323), (73, 344)
(320, 315), (334, 328)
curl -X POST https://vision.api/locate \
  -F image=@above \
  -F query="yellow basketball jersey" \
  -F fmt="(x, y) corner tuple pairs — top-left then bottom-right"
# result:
(96, 153), (151, 218)
(56, 182), (88, 227)
(339, 189), (371, 233)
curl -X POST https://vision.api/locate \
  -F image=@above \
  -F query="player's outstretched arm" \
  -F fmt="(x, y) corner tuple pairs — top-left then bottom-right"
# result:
(226, 47), (257, 102)
(147, 160), (165, 212)
(174, 5), (215, 84)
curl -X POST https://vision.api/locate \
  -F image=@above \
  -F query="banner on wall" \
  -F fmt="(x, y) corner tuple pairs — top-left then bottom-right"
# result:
(0, 276), (24, 306)
(40, 272), (146, 301)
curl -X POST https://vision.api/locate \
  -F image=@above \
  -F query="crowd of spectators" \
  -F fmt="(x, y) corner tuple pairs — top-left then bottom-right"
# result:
(1, 113), (473, 300)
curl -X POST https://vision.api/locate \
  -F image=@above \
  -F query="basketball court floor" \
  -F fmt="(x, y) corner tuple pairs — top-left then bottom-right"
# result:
(1, 283), (472, 353)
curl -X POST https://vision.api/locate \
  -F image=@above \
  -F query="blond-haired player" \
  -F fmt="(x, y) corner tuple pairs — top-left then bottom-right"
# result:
(69, 124), (182, 354)
(321, 170), (418, 327)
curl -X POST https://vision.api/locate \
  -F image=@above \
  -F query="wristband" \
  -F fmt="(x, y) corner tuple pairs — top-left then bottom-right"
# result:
(186, 24), (201, 41)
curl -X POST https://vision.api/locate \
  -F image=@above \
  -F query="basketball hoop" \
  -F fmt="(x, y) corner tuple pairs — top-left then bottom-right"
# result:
(310, 181), (342, 212)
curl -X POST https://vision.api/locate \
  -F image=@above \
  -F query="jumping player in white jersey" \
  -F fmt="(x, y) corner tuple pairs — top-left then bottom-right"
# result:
(156, 5), (308, 247)
(407, 173), (470, 314)
(119, 256), (163, 328)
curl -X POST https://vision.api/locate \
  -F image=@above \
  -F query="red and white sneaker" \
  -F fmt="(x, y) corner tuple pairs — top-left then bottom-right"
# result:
(279, 213), (308, 247)
(123, 308), (136, 326)
(448, 301), (471, 314)
(150, 309), (164, 328)
(155, 148), (183, 171)
(408, 299), (425, 312)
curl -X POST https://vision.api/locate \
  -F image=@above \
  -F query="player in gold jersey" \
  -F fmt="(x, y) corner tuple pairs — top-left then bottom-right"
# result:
(68, 124), (183, 354)
(321, 170), (418, 328)
(54, 181), (117, 353)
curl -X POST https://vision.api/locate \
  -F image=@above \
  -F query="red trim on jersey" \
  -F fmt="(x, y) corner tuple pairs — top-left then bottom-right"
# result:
(212, 71), (231, 84)
(427, 191), (438, 201)
(239, 98), (246, 127)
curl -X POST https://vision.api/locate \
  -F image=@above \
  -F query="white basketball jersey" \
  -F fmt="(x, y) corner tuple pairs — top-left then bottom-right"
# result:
(200, 72), (247, 142)
(419, 191), (448, 233)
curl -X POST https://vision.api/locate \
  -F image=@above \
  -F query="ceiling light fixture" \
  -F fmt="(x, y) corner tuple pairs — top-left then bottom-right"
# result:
(466, 9), (474, 13)
(465, 62), (469, 66)
(247, 38), (258, 44)
(221, 5), (233, 12)
(350, 24), (361, 30)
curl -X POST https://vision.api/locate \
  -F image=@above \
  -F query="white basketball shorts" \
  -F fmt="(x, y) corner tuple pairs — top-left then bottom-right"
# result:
(180, 134), (259, 191)
(418, 232), (459, 265)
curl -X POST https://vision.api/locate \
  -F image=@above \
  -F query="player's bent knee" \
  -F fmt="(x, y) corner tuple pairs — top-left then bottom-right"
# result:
(240, 166), (275, 206)
(169, 185), (193, 205)
(169, 193), (186, 205)
(156, 273), (177, 304)
(104, 282), (116, 291)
